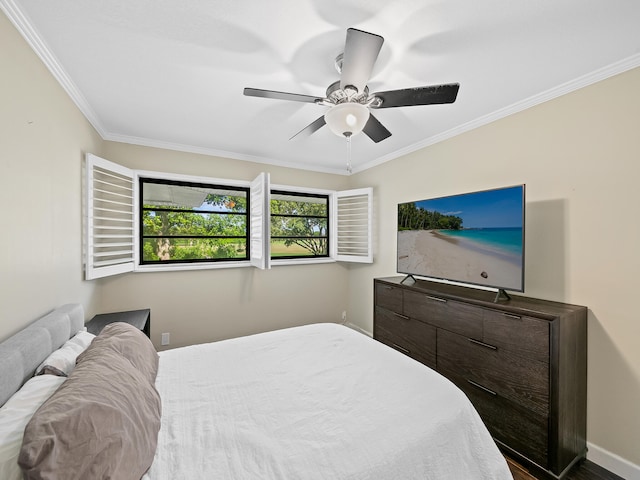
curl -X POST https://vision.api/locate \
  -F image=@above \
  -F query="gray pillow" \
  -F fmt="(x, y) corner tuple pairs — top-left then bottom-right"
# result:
(78, 321), (159, 383)
(19, 343), (161, 480)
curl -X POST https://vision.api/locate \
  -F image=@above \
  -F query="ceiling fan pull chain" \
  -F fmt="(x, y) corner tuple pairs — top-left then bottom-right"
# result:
(345, 133), (353, 174)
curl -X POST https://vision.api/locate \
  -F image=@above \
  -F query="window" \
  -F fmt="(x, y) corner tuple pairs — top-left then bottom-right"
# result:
(84, 153), (372, 280)
(85, 154), (261, 279)
(139, 178), (249, 264)
(270, 191), (329, 259)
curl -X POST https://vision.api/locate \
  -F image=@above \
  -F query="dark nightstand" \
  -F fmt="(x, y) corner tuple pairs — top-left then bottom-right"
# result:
(86, 309), (151, 338)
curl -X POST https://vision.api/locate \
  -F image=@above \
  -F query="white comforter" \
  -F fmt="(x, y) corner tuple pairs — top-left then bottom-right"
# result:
(144, 323), (512, 480)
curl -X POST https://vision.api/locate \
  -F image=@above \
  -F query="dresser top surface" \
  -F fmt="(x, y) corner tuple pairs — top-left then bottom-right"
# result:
(375, 277), (587, 319)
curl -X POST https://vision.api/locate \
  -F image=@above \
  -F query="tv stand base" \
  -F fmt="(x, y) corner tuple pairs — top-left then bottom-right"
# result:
(494, 288), (511, 303)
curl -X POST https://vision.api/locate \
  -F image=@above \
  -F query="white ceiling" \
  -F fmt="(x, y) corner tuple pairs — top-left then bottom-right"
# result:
(4, 0), (640, 174)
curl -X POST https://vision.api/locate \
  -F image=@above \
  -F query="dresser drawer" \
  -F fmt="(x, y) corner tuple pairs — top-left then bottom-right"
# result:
(374, 283), (403, 313)
(442, 366), (549, 469)
(403, 289), (446, 324)
(437, 329), (549, 415)
(374, 307), (436, 369)
(483, 310), (550, 362)
(405, 291), (483, 339)
(440, 299), (484, 338)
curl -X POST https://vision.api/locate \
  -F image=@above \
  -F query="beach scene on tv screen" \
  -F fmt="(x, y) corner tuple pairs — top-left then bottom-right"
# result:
(397, 186), (524, 291)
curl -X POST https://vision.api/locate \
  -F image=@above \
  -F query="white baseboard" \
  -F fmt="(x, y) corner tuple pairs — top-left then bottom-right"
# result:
(587, 442), (640, 479)
(344, 322), (372, 337)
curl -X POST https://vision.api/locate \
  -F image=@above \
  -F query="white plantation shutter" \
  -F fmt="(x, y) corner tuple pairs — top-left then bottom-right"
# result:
(334, 187), (373, 263)
(250, 172), (271, 269)
(85, 153), (135, 279)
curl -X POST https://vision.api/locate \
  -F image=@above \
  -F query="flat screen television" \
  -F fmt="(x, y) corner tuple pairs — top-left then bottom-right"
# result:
(397, 185), (525, 299)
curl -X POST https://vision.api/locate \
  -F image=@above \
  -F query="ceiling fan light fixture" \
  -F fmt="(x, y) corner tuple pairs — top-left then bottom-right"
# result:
(244, 28), (459, 145)
(324, 102), (370, 137)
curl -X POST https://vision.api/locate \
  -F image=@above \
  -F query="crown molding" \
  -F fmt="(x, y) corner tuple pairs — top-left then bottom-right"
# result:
(356, 53), (640, 174)
(104, 133), (350, 176)
(1, 0), (106, 137)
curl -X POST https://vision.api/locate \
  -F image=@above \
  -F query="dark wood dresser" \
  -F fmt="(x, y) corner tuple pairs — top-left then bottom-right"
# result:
(373, 277), (587, 479)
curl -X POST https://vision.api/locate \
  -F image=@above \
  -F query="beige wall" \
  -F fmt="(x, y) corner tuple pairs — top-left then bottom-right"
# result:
(348, 67), (640, 467)
(97, 141), (351, 349)
(0, 11), (103, 339)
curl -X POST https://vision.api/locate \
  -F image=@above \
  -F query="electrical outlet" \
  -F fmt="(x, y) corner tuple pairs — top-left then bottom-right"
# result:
(341, 311), (347, 323)
(161, 332), (170, 346)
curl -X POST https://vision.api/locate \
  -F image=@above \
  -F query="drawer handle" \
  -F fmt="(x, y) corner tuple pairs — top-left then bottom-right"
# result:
(393, 312), (410, 320)
(503, 313), (521, 320)
(391, 343), (410, 355)
(426, 295), (447, 303)
(468, 338), (497, 350)
(467, 379), (497, 396)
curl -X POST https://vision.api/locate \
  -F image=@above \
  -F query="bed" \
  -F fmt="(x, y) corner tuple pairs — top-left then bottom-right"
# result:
(0, 304), (513, 480)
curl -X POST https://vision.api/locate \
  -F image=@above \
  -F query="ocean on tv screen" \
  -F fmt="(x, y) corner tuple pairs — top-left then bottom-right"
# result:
(397, 185), (524, 291)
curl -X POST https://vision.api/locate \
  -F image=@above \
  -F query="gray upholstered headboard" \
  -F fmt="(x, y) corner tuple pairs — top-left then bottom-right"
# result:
(0, 304), (85, 407)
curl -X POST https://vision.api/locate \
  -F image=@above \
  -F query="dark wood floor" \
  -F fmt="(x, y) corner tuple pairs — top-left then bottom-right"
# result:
(506, 456), (624, 480)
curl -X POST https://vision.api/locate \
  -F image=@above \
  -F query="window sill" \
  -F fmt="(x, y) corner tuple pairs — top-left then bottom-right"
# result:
(133, 258), (337, 273)
(270, 258), (335, 266)
(134, 261), (252, 273)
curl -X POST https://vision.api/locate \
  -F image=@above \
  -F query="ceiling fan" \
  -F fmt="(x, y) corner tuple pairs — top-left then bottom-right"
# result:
(243, 28), (460, 143)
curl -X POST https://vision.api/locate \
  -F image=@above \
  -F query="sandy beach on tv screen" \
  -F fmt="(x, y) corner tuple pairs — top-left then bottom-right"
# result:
(397, 230), (521, 290)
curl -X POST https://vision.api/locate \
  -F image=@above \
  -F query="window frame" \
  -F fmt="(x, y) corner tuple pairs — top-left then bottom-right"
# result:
(133, 169), (256, 273)
(269, 184), (336, 266)
(138, 176), (251, 266)
(270, 189), (331, 261)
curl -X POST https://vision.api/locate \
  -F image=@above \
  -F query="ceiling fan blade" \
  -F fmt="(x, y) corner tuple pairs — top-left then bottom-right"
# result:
(244, 88), (324, 104)
(340, 28), (384, 94)
(363, 113), (391, 143)
(289, 116), (326, 140)
(371, 83), (460, 109)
